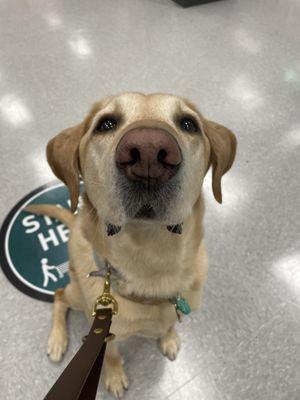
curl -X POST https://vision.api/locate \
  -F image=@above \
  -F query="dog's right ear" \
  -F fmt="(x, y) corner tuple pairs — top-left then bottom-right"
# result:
(47, 121), (86, 213)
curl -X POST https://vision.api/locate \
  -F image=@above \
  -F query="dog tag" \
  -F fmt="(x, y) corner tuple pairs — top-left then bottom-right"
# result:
(175, 295), (191, 315)
(171, 295), (191, 322)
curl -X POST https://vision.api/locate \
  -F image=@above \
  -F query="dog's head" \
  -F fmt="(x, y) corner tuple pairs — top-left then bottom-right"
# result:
(47, 93), (237, 227)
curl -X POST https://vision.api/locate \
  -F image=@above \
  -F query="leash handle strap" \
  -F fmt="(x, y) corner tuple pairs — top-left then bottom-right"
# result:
(44, 308), (112, 400)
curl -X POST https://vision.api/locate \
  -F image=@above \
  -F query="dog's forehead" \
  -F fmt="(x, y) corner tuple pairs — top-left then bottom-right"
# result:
(101, 93), (188, 119)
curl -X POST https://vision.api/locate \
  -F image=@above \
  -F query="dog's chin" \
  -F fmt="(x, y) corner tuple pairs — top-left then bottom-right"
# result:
(123, 202), (167, 223)
(116, 173), (181, 223)
(134, 204), (156, 220)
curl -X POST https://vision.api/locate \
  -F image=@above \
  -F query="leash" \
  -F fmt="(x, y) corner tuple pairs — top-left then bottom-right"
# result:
(44, 267), (118, 400)
(43, 257), (192, 399)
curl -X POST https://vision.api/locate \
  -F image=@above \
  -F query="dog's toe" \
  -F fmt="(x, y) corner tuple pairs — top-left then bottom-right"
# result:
(105, 369), (129, 398)
(47, 329), (68, 362)
(159, 328), (181, 361)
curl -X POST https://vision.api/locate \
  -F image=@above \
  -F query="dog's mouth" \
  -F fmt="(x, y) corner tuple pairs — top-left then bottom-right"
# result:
(135, 204), (156, 219)
(117, 173), (181, 221)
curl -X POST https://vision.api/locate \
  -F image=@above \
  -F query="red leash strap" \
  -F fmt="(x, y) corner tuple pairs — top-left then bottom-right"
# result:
(44, 308), (112, 400)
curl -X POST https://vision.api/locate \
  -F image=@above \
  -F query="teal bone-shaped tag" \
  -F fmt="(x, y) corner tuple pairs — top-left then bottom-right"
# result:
(171, 295), (191, 315)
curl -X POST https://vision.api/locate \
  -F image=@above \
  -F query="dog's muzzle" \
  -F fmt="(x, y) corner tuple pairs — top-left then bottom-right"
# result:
(115, 127), (182, 221)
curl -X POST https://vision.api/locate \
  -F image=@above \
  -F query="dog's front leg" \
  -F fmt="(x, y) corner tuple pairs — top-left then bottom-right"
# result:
(47, 288), (69, 362)
(158, 325), (181, 361)
(103, 341), (129, 398)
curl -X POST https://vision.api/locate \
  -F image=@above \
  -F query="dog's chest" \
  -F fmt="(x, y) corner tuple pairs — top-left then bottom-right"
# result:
(95, 227), (195, 298)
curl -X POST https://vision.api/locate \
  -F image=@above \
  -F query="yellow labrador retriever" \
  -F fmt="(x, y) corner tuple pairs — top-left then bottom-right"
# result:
(27, 92), (236, 398)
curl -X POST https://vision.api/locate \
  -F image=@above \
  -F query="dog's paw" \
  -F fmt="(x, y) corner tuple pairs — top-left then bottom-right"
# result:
(104, 366), (129, 399)
(159, 328), (181, 361)
(47, 328), (68, 362)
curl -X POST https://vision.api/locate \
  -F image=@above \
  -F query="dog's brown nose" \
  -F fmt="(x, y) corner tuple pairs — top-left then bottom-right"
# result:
(115, 128), (182, 184)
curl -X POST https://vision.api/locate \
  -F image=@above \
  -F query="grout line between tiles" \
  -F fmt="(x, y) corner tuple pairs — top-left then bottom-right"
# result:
(163, 374), (199, 400)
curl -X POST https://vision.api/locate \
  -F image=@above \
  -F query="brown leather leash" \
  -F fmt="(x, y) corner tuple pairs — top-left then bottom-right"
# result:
(44, 307), (112, 400)
(44, 267), (117, 400)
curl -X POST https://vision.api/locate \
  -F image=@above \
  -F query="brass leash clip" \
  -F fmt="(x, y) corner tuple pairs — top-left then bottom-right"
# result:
(92, 266), (118, 317)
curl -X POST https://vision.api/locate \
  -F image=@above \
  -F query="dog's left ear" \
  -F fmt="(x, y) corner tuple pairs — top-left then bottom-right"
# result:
(203, 119), (237, 204)
(47, 121), (86, 212)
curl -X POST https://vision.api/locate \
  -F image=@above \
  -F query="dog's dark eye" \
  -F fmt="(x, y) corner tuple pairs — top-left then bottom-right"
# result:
(95, 117), (117, 132)
(180, 118), (198, 133)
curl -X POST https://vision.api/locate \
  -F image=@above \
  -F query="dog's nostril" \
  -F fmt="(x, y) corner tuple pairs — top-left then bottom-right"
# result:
(157, 149), (167, 164)
(116, 129), (182, 182)
(130, 148), (140, 164)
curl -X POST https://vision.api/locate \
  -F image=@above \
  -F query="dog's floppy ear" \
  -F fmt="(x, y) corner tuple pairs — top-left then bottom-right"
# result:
(203, 119), (237, 204)
(47, 121), (86, 212)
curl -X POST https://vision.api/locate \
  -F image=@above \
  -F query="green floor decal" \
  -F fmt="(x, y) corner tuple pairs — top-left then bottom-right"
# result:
(0, 181), (82, 302)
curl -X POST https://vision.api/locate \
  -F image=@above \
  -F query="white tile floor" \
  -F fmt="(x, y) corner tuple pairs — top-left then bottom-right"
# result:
(0, 0), (300, 399)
